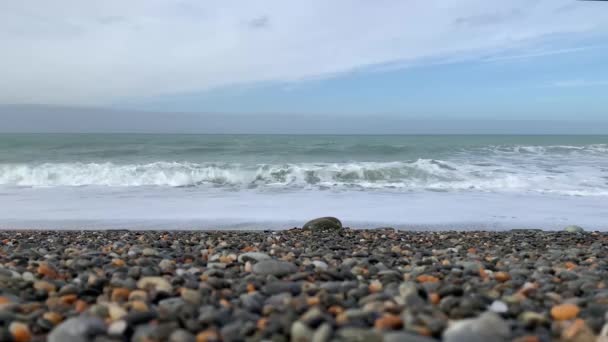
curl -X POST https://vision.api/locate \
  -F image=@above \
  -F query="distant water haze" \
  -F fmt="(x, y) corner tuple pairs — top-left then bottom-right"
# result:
(1, 105), (608, 134)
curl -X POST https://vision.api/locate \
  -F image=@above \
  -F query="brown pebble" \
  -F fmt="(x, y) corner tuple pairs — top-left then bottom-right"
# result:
(75, 300), (88, 313)
(513, 336), (540, 342)
(479, 268), (489, 279)
(219, 299), (230, 308)
(0, 296), (12, 304)
(42, 312), (63, 326)
(551, 303), (580, 321)
(257, 318), (268, 330)
(241, 246), (256, 252)
(374, 314), (403, 330)
(128, 290), (148, 302)
(60, 294), (78, 305)
(561, 319), (595, 341)
(130, 300), (149, 312)
(219, 255), (235, 264)
(369, 280), (383, 293)
(111, 288), (130, 302)
(306, 296), (320, 306)
(33, 280), (57, 293)
(328, 305), (344, 316)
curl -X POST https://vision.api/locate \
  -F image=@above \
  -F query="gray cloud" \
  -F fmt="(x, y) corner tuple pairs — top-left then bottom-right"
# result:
(97, 16), (126, 25)
(248, 15), (270, 29)
(454, 9), (523, 27)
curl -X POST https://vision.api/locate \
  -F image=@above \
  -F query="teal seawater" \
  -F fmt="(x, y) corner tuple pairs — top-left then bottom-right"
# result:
(0, 134), (606, 195)
(1, 134), (608, 229)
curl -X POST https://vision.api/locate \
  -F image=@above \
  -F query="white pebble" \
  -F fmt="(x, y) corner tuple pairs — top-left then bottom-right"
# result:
(489, 300), (508, 313)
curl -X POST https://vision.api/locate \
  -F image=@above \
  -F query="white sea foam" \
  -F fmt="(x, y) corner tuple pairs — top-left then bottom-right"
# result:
(0, 157), (606, 196)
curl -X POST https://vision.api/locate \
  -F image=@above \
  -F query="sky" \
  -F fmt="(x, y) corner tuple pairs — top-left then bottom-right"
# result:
(1, 0), (608, 122)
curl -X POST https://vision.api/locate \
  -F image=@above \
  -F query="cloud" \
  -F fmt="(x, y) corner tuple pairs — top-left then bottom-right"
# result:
(454, 9), (523, 27)
(0, 0), (607, 105)
(97, 16), (125, 25)
(551, 79), (608, 88)
(247, 15), (270, 29)
(481, 45), (598, 63)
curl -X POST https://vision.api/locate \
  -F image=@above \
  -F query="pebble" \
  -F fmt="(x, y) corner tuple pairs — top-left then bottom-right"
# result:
(312, 323), (332, 342)
(252, 259), (298, 277)
(291, 321), (314, 342)
(302, 217), (343, 230)
(443, 312), (510, 342)
(169, 329), (196, 342)
(48, 316), (106, 342)
(384, 331), (438, 342)
(0, 226), (606, 341)
(564, 225), (585, 233)
(551, 303), (580, 321)
(489, 300), (508, 314)
(9, 322), (31, 342)
(374, 314), (403, 330)
(237, 252), (271, 263)
(137, 276), (173, 293)
(312, 260), (328, 270)
(107, 320), (127, 336)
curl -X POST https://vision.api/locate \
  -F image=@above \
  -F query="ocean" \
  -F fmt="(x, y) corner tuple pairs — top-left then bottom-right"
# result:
(1, 134), (607, 230)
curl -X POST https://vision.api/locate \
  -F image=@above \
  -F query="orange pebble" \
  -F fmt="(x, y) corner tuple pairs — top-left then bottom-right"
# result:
(494, 272), (511, 283)
(416, 275), (439, 283)
(374, 314), (403, 330)
(196, 329), (220, 342)
(9, 322), (31, 342)
(111, 259), (126, 267)
(564, 262), (577, 270)
(0, 296), (11, 304)
(37, 263), (58, 279)
(551, 303), (580, 321)
(429, 293), (440, 305)
(75, 300), (88, 313)
(242, 246), (256, 252)
(306, 296), (320, 306)
(246, 283), (256, 293)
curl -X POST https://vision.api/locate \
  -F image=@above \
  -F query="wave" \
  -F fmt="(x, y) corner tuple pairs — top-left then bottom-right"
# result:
(0, 159), (607, 196)
(479, 144), (608, 155)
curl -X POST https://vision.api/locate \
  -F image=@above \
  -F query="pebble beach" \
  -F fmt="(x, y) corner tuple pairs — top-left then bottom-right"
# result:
(0, 218), (607, 342)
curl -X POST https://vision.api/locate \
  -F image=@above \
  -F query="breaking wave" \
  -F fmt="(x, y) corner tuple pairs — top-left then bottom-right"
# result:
(1, 158), (607, 196)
